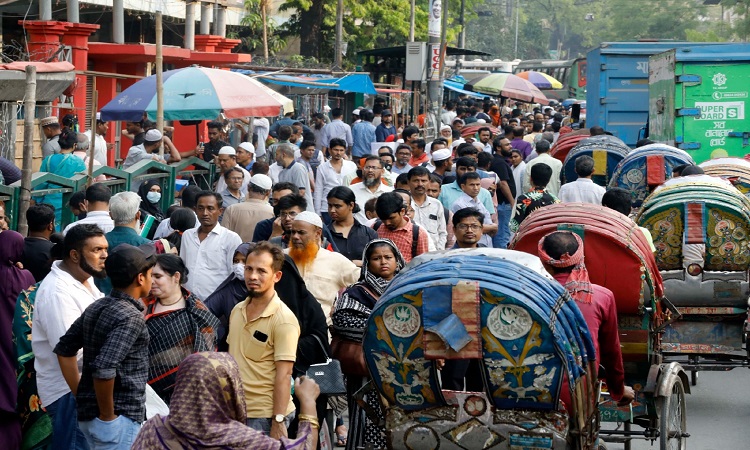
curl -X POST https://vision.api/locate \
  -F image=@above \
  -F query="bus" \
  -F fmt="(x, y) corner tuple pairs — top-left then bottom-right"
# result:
(513, 58), (587, 101)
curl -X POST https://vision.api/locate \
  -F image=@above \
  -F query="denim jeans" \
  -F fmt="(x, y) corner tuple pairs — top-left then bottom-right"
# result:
(79, 415), (141, 450)
(246, 411), (295, 435)
(46, 392), (89, 450)
(494, 202), (513, 249)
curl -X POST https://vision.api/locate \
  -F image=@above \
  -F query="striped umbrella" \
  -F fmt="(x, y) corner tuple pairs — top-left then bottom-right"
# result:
(465, 73), (549, 105)
(516, 70), (563, 89)
(101, 66), (291, 122)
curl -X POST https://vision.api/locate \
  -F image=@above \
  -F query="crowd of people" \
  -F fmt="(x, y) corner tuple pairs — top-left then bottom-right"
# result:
(0, 98), (649, 450)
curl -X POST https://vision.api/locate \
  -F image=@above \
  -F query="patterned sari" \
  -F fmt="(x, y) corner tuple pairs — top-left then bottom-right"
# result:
(132, 352), (315, 449)
(144, 289), (220, 405)
(12, 283), (52, 450)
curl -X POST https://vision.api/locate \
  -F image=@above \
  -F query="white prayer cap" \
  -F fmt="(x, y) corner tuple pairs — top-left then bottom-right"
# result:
(218, 146), (236, 155)
(294, 211), (323, 228)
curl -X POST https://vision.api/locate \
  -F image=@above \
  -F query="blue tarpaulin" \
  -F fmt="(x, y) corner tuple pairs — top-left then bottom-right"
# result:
(444, 79), (486, 99)
(234, 70), (377, 95)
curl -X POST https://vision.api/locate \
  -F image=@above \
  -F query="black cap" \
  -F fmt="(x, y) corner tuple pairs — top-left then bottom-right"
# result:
(106, 243), (157, 288)
(382, 109), (392, 116)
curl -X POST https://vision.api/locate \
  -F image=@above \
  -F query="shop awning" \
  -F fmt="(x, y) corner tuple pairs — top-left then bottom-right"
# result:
(237, 71), (378, 95)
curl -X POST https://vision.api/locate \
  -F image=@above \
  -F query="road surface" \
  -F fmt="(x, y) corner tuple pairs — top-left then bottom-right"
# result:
(602, 368), (750, 449)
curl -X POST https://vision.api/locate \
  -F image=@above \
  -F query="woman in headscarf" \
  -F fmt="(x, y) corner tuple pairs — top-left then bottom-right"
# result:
(331, 239), (405, 450)
(33, 130), (86, 230)
(132, 352), (321, 449)
(0, 231), (36, 448)
(138, 180), (166, 239)
(144, 254), (220, 404)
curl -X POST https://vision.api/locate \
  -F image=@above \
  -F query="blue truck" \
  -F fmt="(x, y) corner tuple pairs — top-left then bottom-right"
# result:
(586, 41), (722, 147)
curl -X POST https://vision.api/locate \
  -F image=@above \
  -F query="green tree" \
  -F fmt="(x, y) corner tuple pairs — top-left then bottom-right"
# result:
(233, 0), (287, 58)
(723, 0), (750, 41)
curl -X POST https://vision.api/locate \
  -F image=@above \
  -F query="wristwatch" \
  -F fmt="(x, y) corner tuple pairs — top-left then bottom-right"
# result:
(274, 414), (285, 424)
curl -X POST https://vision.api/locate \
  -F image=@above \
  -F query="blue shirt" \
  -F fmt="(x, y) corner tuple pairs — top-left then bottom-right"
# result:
(375, 123), (397, 142)
(352, 121), (376, 158)
(438, 181), (495, 213)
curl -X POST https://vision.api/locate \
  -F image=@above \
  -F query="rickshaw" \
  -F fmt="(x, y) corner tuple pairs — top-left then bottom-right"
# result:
(510, 203), (690, 450)
(551, 129), (591, 163)
(561, 136), (631, 186)
(363, 249), (601, 449)
(636, 176), (750, 386)
(609, 144), (695, 209)
(699, 157), (750, 197)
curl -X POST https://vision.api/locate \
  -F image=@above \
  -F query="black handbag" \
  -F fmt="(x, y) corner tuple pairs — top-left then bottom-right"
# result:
(305, 334), (347, 395)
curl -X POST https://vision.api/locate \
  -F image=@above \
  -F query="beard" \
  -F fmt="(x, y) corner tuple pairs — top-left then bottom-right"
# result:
(80, 257), (107, 279)
(288, 241), (320, 268)
(363, 176), (380, 188)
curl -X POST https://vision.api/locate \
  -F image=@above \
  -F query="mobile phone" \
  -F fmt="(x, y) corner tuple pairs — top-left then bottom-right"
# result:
(253, 330), (268, 342)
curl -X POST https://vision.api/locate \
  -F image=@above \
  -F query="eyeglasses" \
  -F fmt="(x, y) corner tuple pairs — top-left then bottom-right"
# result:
(456, 223), (482, 231)
(280, 211), (299, 219)
(363, 166), (382, 171)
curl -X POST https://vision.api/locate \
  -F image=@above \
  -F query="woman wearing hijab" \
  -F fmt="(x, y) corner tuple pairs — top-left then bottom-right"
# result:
(331, 239), (405, 450)
(33, 130), (86, 230)
(138, 180), (166, 239)
(133, 352), (321, 449)
(0, 231), (36, 448)
(144, 254), (219, 404)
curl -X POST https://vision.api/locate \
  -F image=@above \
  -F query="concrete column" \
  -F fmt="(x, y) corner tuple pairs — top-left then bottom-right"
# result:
(113, 0), (125, 43)
(184, 1), (196, 50)
(60, 23), (100, 129)
(39, 0), (52, 21)
(20, 21), (68, 61)
(200, 2), (212, 35)
(66, 0), (79, 23)
(212, 3), (219, 35)
(216, 6), (227, 38)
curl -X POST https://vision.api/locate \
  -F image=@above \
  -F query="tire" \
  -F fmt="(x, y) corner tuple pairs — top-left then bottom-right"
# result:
(659, 378), (687, 450)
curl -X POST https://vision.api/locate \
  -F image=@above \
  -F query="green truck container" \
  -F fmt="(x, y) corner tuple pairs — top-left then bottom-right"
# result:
(649, 44), (750, 163)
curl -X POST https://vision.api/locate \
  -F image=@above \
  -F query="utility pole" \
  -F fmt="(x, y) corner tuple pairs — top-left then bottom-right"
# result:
(156, 10), (165, 157)
(87, 84), (97, 186)
(334, 0), (344, 69)
(514, 0), (520, 59)
(425, 0), (443, 139)
(457, 0), (465, 75)
(18, 65), (36, 236)
(410, 0), (415, 42)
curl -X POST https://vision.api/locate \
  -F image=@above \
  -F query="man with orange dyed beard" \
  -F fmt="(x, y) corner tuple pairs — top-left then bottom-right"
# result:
(285, 211), (359, 324)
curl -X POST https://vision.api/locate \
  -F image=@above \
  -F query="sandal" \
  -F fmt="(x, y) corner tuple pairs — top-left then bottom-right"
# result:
(335, 425), (347, 447)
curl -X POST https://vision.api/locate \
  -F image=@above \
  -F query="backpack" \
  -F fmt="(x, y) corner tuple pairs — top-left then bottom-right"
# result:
(373, 220), (421, 258)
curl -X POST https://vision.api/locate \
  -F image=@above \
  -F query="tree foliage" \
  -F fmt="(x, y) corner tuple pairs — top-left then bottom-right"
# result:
(231, 0), (287, 57)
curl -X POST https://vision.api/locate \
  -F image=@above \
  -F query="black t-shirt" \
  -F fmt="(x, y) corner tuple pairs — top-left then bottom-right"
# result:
(132, 132), (146, 146)
(22, 237), (55, 282)
(203, 140), (229, 162)
(490, 155), (516, 204)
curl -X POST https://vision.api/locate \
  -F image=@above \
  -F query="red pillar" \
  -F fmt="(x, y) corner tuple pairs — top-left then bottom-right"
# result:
(19, 21), (68, 62)
(60, 23), (100, 131)
(92, 60), (119, 165)
(194, 35), (223, 53)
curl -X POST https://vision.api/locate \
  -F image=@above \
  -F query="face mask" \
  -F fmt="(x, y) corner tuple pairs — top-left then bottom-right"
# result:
(233, 263), (245, 281)
(147, 192), (162, 204)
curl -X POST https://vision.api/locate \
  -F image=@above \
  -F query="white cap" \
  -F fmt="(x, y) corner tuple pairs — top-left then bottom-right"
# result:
(476, 119), (487, 124)
(249, 174), (272, 190)
(451, 138), (465, 149)
(294, 211), (323, 228)
(95, 112), (102, 121)
(144, 129), (162, 142)
(440, 124), (451, 132)
(432, 148), (452, 162)
(238, 142), (255, 154)
(218, 146), (236, 155)
(472, 142), (484, 151)
(352, 109), (361, 116)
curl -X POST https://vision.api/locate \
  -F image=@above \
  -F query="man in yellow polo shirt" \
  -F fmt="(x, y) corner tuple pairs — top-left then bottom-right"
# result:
(227, 241), (300, 439)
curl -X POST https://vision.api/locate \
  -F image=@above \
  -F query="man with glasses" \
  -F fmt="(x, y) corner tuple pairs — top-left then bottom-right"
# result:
(452, 207), (487, 249)
(350, 155), (394, 224)
(269, 195), (308, 249)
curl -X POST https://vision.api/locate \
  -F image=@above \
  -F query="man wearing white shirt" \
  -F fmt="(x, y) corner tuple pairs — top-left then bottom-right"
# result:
(214, 146), (251, 195)
(408, 166), (447, 249)
(62, 183), (115, 235)
(350, 156), (394, 224)
(89, 113), (109, 166)
(522, 140), (562, 197)
(314, 137), (357, 219)
(33, 224), (108, 450)
(180, 192), (242, 301)
(558, 155), (606, 204)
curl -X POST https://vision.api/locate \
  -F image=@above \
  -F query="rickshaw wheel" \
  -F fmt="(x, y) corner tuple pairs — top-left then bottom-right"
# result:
(659, 378), (687, 450)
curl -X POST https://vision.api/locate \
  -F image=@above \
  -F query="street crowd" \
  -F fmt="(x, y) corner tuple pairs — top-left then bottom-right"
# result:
(0, 98), (660, 450)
